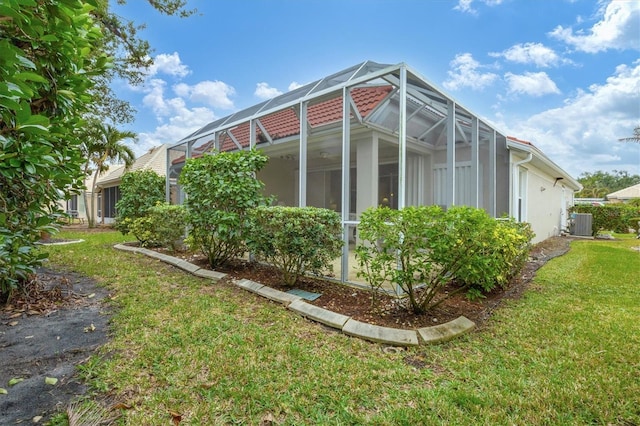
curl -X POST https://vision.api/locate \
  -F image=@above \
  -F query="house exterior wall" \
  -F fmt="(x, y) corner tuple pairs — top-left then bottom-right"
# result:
(259, 156), (297, 206)
(514, 158), (574, 243)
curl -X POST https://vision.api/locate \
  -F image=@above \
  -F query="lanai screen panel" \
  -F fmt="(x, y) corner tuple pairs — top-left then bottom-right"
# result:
(496, 134), (510, 216)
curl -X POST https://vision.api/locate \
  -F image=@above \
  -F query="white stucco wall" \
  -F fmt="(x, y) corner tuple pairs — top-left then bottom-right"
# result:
(522, 163), (574, 243)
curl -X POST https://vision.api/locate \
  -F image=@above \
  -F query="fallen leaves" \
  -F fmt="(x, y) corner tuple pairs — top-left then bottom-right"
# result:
(169, 410), (182, 425)
(1, 272), (93, 319)
(8, 378), (24, 386)
(45, 377), (58, 385)
(84, 323), (96, 333)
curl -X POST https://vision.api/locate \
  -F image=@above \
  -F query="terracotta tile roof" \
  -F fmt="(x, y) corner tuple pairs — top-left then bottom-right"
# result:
(173, 85), (392, 164)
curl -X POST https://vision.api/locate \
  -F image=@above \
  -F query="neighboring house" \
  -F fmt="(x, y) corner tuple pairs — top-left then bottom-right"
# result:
(606, 183), (640, 203)
(166, 61), (581, 283)
(80, 144), (168, 225)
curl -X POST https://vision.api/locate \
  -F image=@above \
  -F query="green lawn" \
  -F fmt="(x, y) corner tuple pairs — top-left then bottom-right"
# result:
(44, 230), (640, 425)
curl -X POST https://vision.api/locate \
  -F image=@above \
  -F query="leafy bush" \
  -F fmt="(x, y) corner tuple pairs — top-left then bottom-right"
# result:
(247, 206), (343, 286)
(437, 212), (534, 292)
(179, 150), (270, 268)
(115, 170), (165, 234)
(126, 216), (156, 248)
(356, 206), (534, 313)
(570, 204), (640, 234)
(0, 1), (107, 301)
(356, 206), (443, 313)
(127, 203), (186, 251)
(147, 203), (187, 251)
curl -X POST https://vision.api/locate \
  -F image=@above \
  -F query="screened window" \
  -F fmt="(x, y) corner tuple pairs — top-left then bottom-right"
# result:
(102, 186), (121, 218)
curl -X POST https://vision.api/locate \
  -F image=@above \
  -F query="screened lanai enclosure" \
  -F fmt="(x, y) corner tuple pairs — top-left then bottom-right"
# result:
(167, 61), (512, 285)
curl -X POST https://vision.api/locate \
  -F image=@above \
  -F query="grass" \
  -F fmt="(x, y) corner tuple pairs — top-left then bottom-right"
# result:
(43, 230), (640, 425)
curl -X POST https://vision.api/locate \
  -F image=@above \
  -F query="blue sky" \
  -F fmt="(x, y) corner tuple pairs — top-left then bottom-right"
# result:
(111, 0), (640, 178)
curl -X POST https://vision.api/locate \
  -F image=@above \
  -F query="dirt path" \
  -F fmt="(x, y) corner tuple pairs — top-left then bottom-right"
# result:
(0, 269), (111, 424)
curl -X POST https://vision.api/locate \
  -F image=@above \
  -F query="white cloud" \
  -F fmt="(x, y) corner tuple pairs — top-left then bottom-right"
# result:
(454, 0), (504, 14)
(454, 0), (475, 14)
(142, 79), (171, 116)
(172, 80), (235, 109)
(490, 42), (570, 68)
(135, 105), (216, 155)
(133, 81), (217, 156)
(504, 72), (561, 96)
(443, 53), (499, 91)
(254, 82), (283, 100)
(549, 1), (640, 53)
(497, 61), (640, 177)
(288, 81), (304, 91)
(146, 52), (191, 78)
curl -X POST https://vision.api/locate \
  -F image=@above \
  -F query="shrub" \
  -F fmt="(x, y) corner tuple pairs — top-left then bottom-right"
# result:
(356, 206), (443, 313)
(444, 218), (534, 293)
(115, 170), (165, 234)
(247, 206), (343, 286)
(126, 216), (156, 248)
(179, 149), (270, 268)
(570, 204), (640, 234)
(128, 203), (186, 251)
(356, 206), (534, 314)
(148, 203), (187, 251)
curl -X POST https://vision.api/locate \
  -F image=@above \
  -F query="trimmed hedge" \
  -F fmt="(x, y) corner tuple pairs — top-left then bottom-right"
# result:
(126, 203), (186, 251)
(570, 204), (640, 235)
(179, 150), (270, 268)
(247, 206), (343, 286)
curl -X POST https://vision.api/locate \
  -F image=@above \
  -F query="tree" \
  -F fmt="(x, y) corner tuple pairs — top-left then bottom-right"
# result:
(81, 122), (136, 228)
(0, 0), (109, 300)
(87, 0), (197, 124)
(1, 0), (195, 301)
(576, 170), (640, 198)
(619, 125), (640, 143)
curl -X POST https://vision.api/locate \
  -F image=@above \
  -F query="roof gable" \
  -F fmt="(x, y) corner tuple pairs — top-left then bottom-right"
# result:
(96, 144), (167, 187)
(607, 183), (640, 199)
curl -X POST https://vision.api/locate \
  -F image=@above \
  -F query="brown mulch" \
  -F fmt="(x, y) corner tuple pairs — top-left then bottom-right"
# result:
(169, 236), (572, 329)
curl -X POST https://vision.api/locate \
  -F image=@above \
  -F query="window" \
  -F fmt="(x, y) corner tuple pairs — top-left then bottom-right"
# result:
(102, 186), (121, 218)
(66, 195), (78, 212)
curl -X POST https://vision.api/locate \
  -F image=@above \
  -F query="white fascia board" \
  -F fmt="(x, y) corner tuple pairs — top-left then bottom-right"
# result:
(507, 139), (582, 191)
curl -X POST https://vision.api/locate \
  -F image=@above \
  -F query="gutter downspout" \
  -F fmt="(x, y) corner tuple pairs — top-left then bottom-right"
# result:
(512, 152), (533, 220)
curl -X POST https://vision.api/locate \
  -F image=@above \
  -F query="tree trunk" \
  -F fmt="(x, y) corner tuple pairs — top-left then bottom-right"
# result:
(82, 190), (93, 228)
(86, 171), (100, 228)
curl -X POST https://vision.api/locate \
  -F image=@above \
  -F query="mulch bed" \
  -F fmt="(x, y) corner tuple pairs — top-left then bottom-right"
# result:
(162, 236), (572, 329)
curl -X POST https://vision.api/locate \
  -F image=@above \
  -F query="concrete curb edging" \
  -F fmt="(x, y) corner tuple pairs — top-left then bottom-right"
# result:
(418, 316), (476, 343)
(288, 299), (351, 329)
(343, 318), (420, 346)
(114, 243), (226, 283)
(114, 244), (476, 346)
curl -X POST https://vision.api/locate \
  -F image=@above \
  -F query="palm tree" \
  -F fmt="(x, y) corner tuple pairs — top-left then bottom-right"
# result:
(618, 125), (640, 143)
(81, 122), (136, 227)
